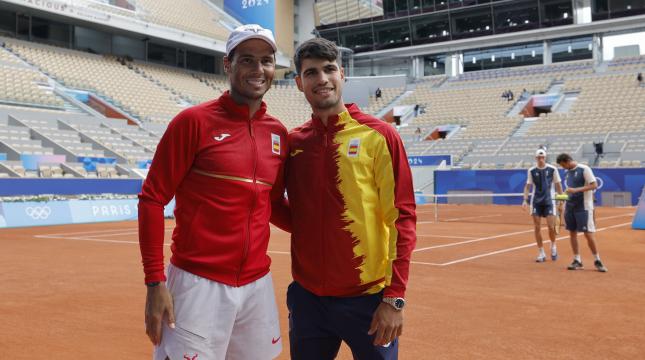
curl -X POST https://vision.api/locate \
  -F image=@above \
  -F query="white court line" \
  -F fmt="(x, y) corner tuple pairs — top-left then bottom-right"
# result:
(34, 227), (174, 237)
(417, 214), (503, 224)
(84, 229), (173, 238)
(413, 213), (633, 253)
(437, 221), (633, 266)
(33, 234), (291, 255)
(444, 214), (503, 222)
(410, 261), (444, 266)
(417, 234), (477, 239)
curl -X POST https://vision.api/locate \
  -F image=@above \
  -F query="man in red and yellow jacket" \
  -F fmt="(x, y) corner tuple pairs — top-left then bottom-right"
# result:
(139, 25), (287, 360)
(283, 38), (417, 360)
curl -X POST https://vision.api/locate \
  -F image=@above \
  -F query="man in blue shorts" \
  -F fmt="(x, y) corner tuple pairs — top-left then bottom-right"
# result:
(556, 153), (608, 272)
(522, 149), (563, 262)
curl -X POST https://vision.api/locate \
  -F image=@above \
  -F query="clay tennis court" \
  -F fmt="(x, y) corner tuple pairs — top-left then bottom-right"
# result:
(1, 204), (644, 359)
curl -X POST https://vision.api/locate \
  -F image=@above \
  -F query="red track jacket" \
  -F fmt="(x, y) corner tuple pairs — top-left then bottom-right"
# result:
(285, 104), (416, 298)
(138, 91), (287, 286)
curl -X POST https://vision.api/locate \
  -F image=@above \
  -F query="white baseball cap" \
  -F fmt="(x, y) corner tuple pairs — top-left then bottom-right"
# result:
(535, 149), (547, 157)
(226, 24), (277, 57)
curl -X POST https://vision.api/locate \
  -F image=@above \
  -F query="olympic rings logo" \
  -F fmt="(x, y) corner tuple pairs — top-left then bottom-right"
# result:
(25, 206), (52, 220)
(595, 177), (604, 190)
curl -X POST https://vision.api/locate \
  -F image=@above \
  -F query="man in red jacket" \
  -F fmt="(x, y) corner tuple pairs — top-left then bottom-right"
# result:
(138, 24), (287, 360)
(284, 38), (417, 359)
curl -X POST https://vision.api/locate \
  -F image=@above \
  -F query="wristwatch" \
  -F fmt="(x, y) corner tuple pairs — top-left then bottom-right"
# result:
(145, 281), (160, 287)
(382, 297), (405, 310)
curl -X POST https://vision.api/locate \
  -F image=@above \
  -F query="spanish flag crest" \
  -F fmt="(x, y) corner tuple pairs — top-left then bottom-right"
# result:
(347, 138), (360, 157)
(271, 133), (281, 155)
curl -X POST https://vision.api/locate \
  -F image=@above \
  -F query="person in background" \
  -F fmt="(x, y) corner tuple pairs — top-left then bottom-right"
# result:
(556, 153), (608, 273)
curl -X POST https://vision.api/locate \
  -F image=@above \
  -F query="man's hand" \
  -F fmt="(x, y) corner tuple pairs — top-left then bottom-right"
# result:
(522, 200), (528, 211)
(565, 187), (578, 194)
(368, 302), (403, 346)
(145, 283), (175, 346)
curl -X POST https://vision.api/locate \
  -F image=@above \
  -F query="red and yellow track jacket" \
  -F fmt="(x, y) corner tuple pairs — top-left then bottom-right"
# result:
(286, 104), (416, 298)
(139, 91), (287, 286)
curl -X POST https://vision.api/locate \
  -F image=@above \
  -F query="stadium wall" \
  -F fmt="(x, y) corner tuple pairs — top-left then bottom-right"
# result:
(633, 188), (645, 230)
(0, 198), (175, 228)
(434, 168), (645, 206)
(0, 178), (143, 196)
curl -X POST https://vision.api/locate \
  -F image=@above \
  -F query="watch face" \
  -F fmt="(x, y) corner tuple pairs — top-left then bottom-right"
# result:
(394, 298), (405, 309)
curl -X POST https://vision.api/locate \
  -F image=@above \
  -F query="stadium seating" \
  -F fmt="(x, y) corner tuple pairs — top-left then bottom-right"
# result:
(132, 62), (226, 105)
(402, 80), (549, 141)
(315, 0), (383, 25)
(0, 63), (65, 108)
(448, 61), (594, 85)
(365, 87), (405, 115)
(607, 55), (645, 72)
(405, 60), (645, 168)
(526, 73), (645, 136)
(4, 38), (186, 123)
(85, 0), (232, 41)
(136, 0), (231, 41)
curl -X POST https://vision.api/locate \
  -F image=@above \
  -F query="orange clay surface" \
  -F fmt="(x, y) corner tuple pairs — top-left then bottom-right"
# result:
(1, 205), (644, 359)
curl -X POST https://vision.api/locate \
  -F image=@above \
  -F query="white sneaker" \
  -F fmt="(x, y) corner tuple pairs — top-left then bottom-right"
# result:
(535, 255), (546, 263)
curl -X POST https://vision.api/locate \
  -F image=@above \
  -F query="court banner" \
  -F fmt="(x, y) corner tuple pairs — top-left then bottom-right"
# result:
(408, 155), (452, 166)
(435, 168), (645, 206)
(0, 197), (176, 228)
(224, 0), (275, 32)
(0, 178), (143, 196)
(0, 203), (7, 228)
(69, 199), (139, 223)
(633, 188), (645, 230)
(1, 201), (73, 227)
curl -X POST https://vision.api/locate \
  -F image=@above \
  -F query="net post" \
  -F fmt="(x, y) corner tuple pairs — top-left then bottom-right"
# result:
(434, 194), (438, 223)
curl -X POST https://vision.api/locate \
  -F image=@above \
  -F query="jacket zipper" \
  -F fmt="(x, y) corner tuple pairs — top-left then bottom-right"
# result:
(321, 128), (328, 292)
(237, 117), (258, 285)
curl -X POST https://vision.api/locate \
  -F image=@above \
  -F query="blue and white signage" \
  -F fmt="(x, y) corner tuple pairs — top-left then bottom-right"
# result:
(224, 0), (275, 33)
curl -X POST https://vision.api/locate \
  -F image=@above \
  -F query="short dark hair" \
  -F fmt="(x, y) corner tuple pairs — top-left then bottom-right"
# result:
(556, 153), (573, 164)
(294, 38), (339, 75)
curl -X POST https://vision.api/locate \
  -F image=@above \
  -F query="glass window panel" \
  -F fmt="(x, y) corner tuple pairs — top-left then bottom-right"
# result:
(0, 10), (16, 36)
(609, 0), (645, 18)
(315, 0), (339, 26)
(148, 43), (177, 66)
(384, 0), (397, 18)
(435, 0), (448, 11)
(551, 36), (593, 62)
(187, 51), (215, 73)
(319, 29), (340, 46)
(451, 8), (493, 39)
(463, 42), (543, 72)
(422, 0), (436, 12)
(409, 0), (423, 14)
(375, 19), (411, 50)
(424, 54), (446, 75)
(340, 24), (374, 53)
(31, 17), (70, 48)
(592, 0), (610, 20)
(396, 0), (410, 16)
(541, 0), (574, 27)
(17, 14), (29, 40)
(411, 13), (451, 45)
(493, 0), (539, 34)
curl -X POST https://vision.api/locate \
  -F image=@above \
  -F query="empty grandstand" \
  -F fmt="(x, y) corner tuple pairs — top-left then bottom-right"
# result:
(0, 0), (643, 176)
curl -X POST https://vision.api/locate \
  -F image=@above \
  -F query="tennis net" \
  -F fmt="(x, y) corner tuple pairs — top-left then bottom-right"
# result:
(417, 193), (560, 226)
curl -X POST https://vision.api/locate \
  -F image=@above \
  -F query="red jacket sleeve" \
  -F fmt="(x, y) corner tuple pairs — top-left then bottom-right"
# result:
(377, 128), (417, 298)
(138, 109), (200, 283)
(269, 154), (291, 233)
